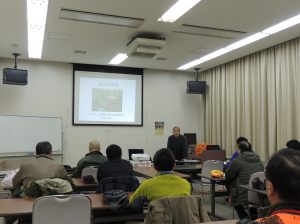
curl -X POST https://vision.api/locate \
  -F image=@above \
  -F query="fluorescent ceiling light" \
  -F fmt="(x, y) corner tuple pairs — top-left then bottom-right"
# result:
(109, 53), (128, 65)
(262, 14), (300, 35)
(60, 9), (144, 28)
(226, 33), (268, 51)
(178, 13), (300, 70)
(158, 0), (202, 23)
(27, 0), (49, 58)
(174, 24), (246, 39)
(178, 59), (201, 70)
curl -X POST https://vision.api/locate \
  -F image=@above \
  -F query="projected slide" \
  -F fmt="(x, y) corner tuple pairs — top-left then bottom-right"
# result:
(73, 68), (142, 126)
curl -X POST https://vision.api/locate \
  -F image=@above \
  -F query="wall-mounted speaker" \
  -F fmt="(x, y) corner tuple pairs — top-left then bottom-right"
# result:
(3, 68), (28, 85)
(186, 81), (206, 94)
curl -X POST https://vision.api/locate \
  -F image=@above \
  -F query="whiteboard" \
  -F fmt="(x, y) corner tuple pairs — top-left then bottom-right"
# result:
(0, 115), (62, 156)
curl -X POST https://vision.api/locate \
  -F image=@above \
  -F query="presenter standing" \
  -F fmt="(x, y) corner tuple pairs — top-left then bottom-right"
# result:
(167, 126), (187, 160)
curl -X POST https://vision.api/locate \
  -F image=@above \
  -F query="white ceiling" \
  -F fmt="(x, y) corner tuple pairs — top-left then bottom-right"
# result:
(1, 0), (300, 71)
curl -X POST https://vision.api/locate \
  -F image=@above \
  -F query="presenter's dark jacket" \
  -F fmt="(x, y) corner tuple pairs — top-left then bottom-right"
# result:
(97, 159), (133, 183)
(12, 155), (72, 188)
(167, 134), (187, 160)
(72, 151), (107, 177)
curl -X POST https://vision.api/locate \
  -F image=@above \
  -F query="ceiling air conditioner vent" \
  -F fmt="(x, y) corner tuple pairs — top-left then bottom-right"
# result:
(127, 37), (166, 58)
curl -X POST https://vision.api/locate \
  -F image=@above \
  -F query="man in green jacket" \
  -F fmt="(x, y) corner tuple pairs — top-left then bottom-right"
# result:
(225, 141), (264, 220)
(73, 140), (107, 177)
(129, 148), (191, 204)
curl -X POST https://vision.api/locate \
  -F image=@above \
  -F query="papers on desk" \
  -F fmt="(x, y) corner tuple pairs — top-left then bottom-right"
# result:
(1, 169), (18, 187)
(175, 159), (201, 163)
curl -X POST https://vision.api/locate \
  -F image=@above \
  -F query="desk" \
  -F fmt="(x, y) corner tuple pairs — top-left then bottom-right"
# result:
(197, 174), (228, 218)
(201, 220), (238, 224)
(0, 193), (144, 223)
(72, 178), (97, 191)
(175, 159), (201, 164)
(2, 178), (97, 192)
(133, 166), (191, 180)
(173, 164), (202, 176)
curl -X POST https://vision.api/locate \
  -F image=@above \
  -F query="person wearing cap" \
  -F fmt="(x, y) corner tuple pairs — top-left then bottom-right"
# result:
(73, 140), (107, 177)
(225, 141), (264, 220)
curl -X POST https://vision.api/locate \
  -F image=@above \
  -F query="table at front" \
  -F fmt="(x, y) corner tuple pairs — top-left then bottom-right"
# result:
(173, 164), (202, 177)
(200, 220), (238, 224)
(2, 178), (97, 192)
(72, 178), (97, 191)
(197, 174), (228, 218)
(0, 193), (144, 223)
(133, 166), (191, 181)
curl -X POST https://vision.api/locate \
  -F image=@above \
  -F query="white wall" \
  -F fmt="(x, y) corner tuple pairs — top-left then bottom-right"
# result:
(0, 58), (203, 166)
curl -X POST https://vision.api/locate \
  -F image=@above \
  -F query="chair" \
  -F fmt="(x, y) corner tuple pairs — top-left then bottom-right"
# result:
(96, 176), (140, 193)
(128, 149), (144, 160)
(146, 195), (210, 224)
(248, 172), (266, 212)
(32, 194), (91, 224)
(0, 190), (11, 199)
(196, 160), (224, 196)
(81, 166), (98, 183)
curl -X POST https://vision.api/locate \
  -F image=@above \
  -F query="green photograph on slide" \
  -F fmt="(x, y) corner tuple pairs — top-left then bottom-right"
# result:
(92, 88), (123, 112)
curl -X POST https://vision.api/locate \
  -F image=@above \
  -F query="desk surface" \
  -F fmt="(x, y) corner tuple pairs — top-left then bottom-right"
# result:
(0, 193), (135, 217)
(197, 174), (226, 183)
(174, 164), (202, 172)
(72, 178), (97, 189)
(201, 220), (238, 224)
(2, 178), (97, 191)
(133, 166), (190, 179)
(240, 184), (267, 195)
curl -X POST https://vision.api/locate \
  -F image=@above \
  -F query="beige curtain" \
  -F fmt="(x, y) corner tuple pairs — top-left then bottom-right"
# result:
(200, 37), (300, 160)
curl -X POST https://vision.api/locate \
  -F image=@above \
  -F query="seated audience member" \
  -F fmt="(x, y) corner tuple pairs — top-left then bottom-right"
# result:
(226, 136), (251, 168)
(12, 141), (72, 196)
(225, 141), (264, 220)
(73, 140), (107, 178)
(239, 148), (300, 224)
(286, 139), (300, 151)
(97, 144), (133, 183)
(129, 148), (191, 204)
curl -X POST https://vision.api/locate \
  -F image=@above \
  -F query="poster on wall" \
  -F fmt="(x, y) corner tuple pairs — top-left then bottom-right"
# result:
(155, 122), (164, 135)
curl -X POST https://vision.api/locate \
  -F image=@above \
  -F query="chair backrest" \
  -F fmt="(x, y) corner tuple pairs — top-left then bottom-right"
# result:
(248, 172), (266, 205)
(128, 149), (144, 160)
(81, 166), (98, 183)
(0, 190), (11, 199)
(201, 160), (224, 182)
(96, 175), (140, 193)
(32, 194), (91, 224)
(206, 145), (221, 150)
(201, 150), (226, 163)
(184, 133), (197, 146)
(146, 195), (210, 224)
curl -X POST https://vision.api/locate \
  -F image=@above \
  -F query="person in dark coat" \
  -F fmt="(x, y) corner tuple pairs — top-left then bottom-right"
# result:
(167, 126), (187, 160)
(97, 144), (133, 183)
(225, 141), (264, 220)
(237, 148), (300, 224)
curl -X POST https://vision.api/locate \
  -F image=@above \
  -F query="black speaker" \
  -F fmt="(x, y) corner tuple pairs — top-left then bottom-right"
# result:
(3, 68), (28, 85)
(186, 81), (206, 94)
